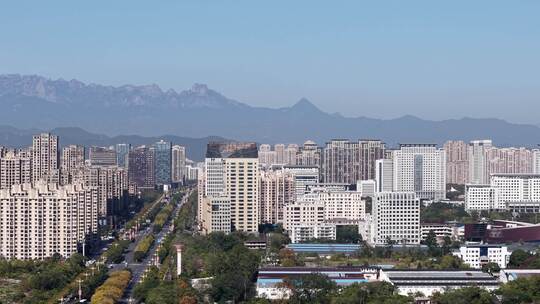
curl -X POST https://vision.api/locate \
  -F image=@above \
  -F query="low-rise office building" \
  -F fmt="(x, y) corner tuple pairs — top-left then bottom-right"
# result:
(452, 245), (511, 269)
(199, 196), (231, 235)
(283, 201), (325, 231)
(465, 174), (540, 211)
(420, 223), (458, 243)
(289, 223), (336, 243)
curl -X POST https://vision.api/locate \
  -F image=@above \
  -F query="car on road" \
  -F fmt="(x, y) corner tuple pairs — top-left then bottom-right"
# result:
(85, 260), (96, 267)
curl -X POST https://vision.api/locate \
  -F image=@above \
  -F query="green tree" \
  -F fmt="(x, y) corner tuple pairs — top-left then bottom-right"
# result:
(336, 225), (362, 243)
(498, 276), (540, 304)
(441, 236), (453, 255)
(424, 230), (440, 257)
(331, 282), (411, 304)
(285, 273), (337, 304)
(384, 237), (396, 258)
(360, 241), (374, 259)
(208, 244), (260, 302)
(438, 254), (467, 270)
(146, 282), (178, 304)
(268, 232), (290, 252)
(481, 262), (500, 274)
(508, 249), (531, 268)
(431, 286), (496, 304)
(133, 266), (160, 302)
(421, 202), (469, 223)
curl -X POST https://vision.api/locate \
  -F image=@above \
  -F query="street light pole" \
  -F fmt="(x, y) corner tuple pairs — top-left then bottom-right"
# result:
(77, 278), (83, 301)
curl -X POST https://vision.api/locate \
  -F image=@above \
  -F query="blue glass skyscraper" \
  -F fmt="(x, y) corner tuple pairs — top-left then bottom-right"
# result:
(153, 140), (172, 185)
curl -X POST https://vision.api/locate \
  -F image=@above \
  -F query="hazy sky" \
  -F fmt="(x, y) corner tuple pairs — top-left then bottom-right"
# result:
(1, 1), (539, 123)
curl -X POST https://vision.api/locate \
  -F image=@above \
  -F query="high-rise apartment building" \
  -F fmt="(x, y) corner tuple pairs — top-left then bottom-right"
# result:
(128, 146), (155, 189)
(358, 140), (386, 181)
(372, 192), (420, 245)
(375, 159), (394, 193)
(260, 169), (295, 224)
(199, 142), (260, 233)
(258, 144), (276, 167)
(468, 140), (534, 185)
(468, 140), (492, 185)
(197, 166), (207, 226)
(204, 158), (226, 197)
(172, 145), (186, 183)
(275, 144), (286, 164)
(486, 147), (533, 175)
(295, 140), (321, 167)
(153, 140), (172, 185)
(533, 150), (540, 174)
(285, 144), (299, 165)
(392, 144), (446, 201)
(282, 165), (320, 199)
(225, 157), (259, 232)
(0, 182), (98, 259)
(115, 143), (131, 168)
(32, 133), (59, 183)
(74, 165), (128, 217)
(322, 139), (359, 184)
(61, 145), (85, 184)
(89, 146), (117, 167)
(0, 151), (31, 189)
(444, 140), (469, 185)
(259, 143), (303, 167)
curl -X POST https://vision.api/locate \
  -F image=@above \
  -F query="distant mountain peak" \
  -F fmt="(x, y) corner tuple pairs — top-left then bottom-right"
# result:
(289, 98), (321, 113)
(190, 83), (209, 95)
(395, 114), (423, 121)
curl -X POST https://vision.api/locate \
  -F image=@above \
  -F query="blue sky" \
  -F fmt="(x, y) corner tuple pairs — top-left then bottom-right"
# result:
(1, 1), (539, 123)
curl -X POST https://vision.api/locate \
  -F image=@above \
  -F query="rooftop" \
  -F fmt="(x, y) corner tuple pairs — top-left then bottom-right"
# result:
(384, 270), (499, 287)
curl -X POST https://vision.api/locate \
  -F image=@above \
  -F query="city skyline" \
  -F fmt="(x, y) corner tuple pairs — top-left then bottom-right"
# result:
(1, 2), (540, 303)
(1, 2), (540, 123)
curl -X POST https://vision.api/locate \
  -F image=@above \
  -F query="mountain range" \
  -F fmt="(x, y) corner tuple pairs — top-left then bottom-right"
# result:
(1, 74), (540, 150)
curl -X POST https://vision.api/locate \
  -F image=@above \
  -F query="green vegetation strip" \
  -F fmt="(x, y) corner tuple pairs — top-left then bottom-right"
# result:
(134, 235), (155, 262)
(153, 203), (174, 233)
(90, 270), (131, 304)
(125, 192), (164, 230)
